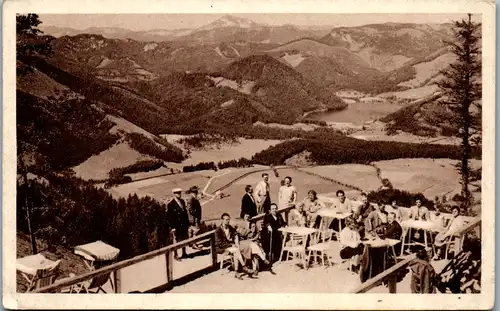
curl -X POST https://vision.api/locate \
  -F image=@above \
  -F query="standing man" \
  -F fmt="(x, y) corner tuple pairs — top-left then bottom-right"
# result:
(166, 188), (190, 260)
(254, 173), (271, 215)
(240, 185), (257, 219)
(186, 186), (202, 249)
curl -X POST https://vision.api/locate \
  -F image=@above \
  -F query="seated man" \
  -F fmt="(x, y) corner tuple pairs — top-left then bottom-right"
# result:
(339, 217), (364, 272)
(433, 206), (465, 260)
(381, 212), (403, 240)
(364, 202), (388, 238)
(409, 199), (430, 221)
(215, 213), (255, 279)
(355, 193), (373, 238)
(330, 190), (354, 231)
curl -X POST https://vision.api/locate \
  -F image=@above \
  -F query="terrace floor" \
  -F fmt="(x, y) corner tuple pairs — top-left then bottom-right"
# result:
(71, 244), (450, 294)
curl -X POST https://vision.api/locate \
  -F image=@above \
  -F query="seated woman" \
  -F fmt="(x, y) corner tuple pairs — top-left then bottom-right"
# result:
(339, 217), (363, 271)
(288, 204), (307, 227)
(215, 213), (255, 279)
(298, 190), (326, 228)
(364, 202), (388, 237)
(433, 206), (465, 260)
(238, 217), (271, 275)
(262, 203), (286, 263)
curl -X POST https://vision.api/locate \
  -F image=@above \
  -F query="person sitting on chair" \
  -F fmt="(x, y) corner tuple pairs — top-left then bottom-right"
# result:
(288, 204), (307, 227)
(339, 217), (363, 272)
(215, 213), (255, 279)
(298, 190), (325, 228)
(238, 217), (272, 276)
(364, 202), (388, 237)
(433, 206), (465, 260)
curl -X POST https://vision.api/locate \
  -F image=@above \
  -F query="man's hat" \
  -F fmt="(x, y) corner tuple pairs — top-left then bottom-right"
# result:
(172, 188), (183, 193)
(188, 186), (199, 193)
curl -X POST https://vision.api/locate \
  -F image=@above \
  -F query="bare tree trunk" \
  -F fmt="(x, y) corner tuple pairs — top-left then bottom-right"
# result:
(18, 145), (38, 254)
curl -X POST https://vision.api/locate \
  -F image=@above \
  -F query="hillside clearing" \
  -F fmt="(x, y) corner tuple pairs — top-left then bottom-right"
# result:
(72, 142), (152, 180)
(161, 135), (283, 166)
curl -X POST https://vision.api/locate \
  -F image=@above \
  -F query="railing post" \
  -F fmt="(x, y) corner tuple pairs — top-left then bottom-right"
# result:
(113, 269), (122, 293)
(210, 233), (218, 269)
(166, 250), (173, 284)
(388, 274), (397, 293)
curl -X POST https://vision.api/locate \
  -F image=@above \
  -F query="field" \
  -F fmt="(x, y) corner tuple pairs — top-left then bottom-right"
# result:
(300, 164), (382, 192)
(371, 158), (482, 199)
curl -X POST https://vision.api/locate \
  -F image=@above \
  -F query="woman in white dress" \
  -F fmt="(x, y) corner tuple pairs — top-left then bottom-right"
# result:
(278, 176), (297, 210)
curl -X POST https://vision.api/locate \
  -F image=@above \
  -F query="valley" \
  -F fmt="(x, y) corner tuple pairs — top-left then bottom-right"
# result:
(16, 13), (483, 289)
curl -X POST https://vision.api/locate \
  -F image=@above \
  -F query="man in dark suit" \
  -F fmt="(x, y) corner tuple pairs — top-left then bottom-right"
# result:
(166, 188), (190, 260)
(240, 185), (257, 219)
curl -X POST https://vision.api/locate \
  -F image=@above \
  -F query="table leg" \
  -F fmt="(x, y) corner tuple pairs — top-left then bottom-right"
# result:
(280, 232), (288, 262)
(391, 245), (398, 262)
(400, 228), (408, 256)
(424, 229), (428, 249)
(338, 218), (342, 235)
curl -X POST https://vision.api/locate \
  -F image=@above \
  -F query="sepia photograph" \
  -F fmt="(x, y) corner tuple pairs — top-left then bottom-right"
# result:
(3, 0), (495, 309)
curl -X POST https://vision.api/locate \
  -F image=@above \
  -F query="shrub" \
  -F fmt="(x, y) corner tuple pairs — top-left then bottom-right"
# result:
(367, 188), (433, 209)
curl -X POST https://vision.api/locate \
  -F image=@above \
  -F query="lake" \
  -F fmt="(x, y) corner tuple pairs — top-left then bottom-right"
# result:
(308, 100), (404, 125)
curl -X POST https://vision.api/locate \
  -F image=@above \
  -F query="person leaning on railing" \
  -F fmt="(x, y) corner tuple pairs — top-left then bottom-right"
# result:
(409, 248), (437, 293)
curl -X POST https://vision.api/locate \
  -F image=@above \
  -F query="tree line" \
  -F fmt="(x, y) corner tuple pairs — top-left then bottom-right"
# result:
(17, 174), (172, 259)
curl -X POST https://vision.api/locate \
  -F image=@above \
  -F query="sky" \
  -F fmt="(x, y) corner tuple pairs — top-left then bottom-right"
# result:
(38, 13), (478, 31)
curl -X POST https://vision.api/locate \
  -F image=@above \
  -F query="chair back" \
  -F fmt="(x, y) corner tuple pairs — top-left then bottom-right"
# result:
(87, 272), (112, 290)
(29, 268), (59, 292)
(289, 233), (306, 247)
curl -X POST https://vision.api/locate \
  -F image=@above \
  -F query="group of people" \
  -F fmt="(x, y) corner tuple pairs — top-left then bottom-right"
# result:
(165, 172), (468, 290)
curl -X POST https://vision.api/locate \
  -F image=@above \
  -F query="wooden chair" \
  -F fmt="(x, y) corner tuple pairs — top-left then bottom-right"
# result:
(307, 241), (334, 267)
(219, 251), (234, 270)
(21, 267), (60, 292)
(70, 271), (114, 293)
(280, 233), (308, 268)
(71, 260), (115, 293)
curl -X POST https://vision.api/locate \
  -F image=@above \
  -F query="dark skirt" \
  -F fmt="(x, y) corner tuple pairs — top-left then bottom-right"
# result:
(340, 245), (364, 259)
(262, 229), (283, 262)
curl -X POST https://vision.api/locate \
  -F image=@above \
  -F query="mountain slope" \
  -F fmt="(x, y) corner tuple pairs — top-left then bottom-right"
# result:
(319, 22), (453, 71)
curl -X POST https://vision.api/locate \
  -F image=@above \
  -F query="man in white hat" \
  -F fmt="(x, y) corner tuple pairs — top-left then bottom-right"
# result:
(166, 188), (190, 260)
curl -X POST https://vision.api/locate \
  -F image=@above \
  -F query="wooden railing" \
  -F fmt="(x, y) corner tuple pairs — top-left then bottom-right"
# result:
(33, 205), (294, 293)
(351, 217), (481, 294)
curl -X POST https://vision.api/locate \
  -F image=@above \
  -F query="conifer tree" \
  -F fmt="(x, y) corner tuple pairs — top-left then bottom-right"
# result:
(436, 14), (482, 210)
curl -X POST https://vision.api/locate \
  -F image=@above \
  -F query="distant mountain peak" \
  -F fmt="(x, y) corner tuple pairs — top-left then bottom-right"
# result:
(197, 14), (261, 31)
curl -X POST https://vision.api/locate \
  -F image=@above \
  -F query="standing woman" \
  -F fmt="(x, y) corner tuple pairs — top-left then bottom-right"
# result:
(278, 176), (298, 210)
(262, 203), (286, 263)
